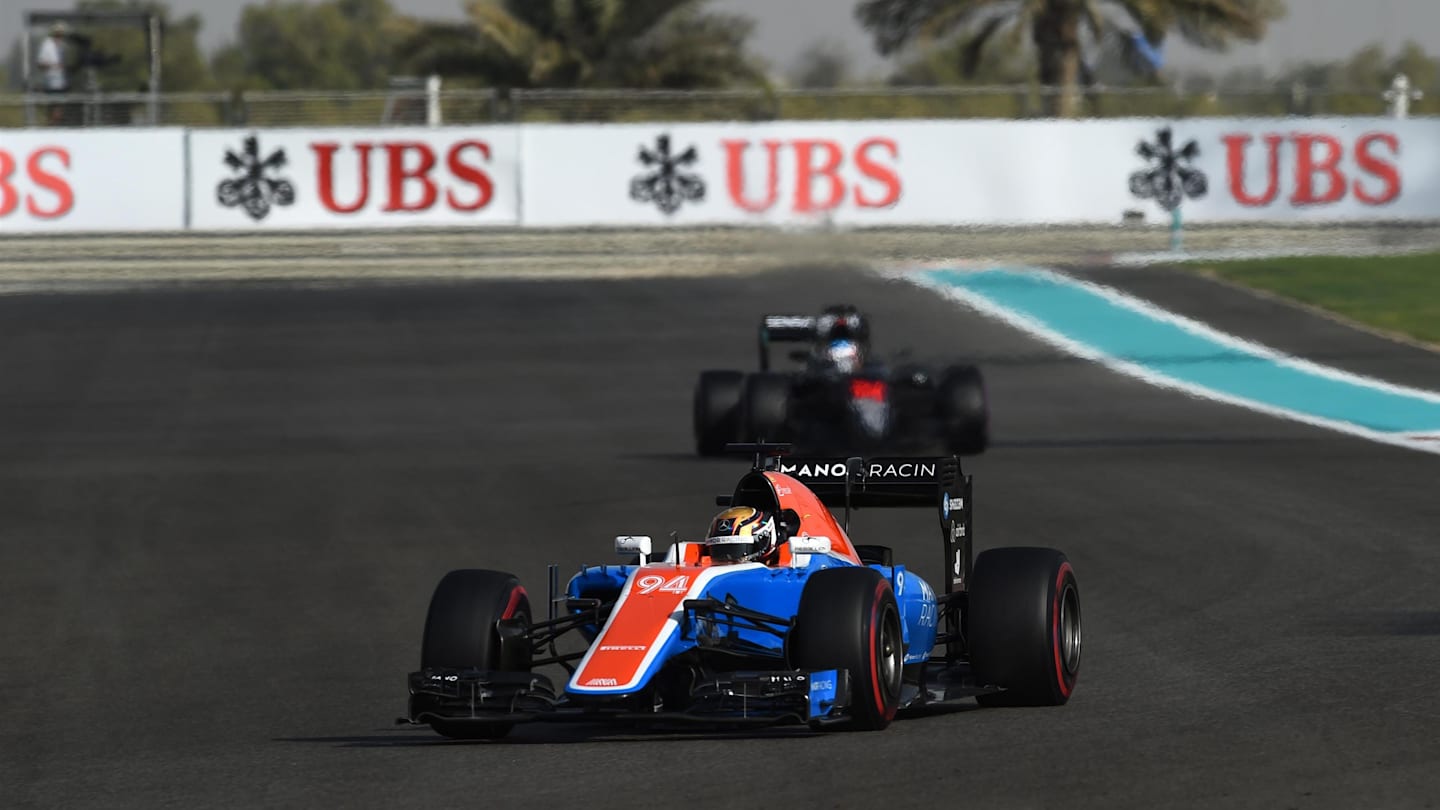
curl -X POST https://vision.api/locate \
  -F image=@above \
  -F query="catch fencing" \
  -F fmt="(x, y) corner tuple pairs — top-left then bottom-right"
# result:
(2, 83), (1435, 129)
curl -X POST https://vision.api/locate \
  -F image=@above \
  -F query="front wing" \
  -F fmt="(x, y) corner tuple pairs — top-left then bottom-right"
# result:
(405, 666), (851, 729)
(403, 600), (995, 732)
(404, 660), (996, 731)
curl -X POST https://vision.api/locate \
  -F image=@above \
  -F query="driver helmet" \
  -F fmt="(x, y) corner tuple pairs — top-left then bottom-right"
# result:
(816, 306), (870, 344)
(822, 339), (863, 374)
(704, 506), (779, 564)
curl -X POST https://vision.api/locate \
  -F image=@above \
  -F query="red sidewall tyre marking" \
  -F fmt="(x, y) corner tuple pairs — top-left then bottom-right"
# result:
(502, 586), (528, 620)
(868, 580), (897, 721)
(1051, 563), (1073, 699)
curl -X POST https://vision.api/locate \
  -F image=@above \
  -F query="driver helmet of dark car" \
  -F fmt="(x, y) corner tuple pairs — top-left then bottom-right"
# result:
(704, 506), (780, 564)
(816, 305), (869, 341)
(818, 338), (864, 374)
(812, 306), (870, 374)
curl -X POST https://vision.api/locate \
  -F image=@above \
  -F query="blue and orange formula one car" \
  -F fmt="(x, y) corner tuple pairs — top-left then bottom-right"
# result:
(403, 446), (1081, 739)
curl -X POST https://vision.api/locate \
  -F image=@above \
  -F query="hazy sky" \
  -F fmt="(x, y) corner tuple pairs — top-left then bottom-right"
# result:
(6, 0), (1440, 81)
(719, 0), (1440, 77)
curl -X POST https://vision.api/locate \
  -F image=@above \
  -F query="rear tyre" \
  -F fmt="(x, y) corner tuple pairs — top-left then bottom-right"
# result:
(420, 569), (532, 739)
(788, 567), (904, 731)
(693, 370), (745, 456)
(969, 548), (1080, 707)
(938, 365), (989, 455)
(743, 372), (791, 442)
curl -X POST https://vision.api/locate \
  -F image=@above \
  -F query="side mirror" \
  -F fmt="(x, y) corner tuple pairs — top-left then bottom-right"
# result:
(789, 536), (832, 555)
(615, 535), (652, 564)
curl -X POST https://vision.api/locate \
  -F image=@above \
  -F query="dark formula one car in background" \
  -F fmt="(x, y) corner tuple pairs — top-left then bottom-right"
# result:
(693, 306), (989, 457)
(402, 445), (1081, 738)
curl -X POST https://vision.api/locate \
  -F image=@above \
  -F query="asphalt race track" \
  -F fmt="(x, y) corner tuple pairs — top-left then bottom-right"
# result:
(4, 253), (1440, 809)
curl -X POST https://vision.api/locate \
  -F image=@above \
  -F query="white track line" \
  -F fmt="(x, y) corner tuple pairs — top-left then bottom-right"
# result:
(892, 266), (1440, 458)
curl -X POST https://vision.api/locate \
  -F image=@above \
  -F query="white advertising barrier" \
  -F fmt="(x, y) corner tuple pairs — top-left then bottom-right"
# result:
(1202, 116), (1440, 222)
(521, 118), (1440, 227)
(0, 128), (186, 233)
(523, 121), (942, 228)
(187, 127), (521, 230)
(964, 117), (1440, 225)
(5, 117), (1437, 232)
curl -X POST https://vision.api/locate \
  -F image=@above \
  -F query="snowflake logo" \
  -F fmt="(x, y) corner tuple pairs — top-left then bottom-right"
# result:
(217, 135), (296, 221)
(1129, 127), (1207, 213)
(629, 134), (705, 216)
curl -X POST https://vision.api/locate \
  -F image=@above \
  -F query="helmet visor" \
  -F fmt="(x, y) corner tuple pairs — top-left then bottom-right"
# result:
(705, 536), (759, 562)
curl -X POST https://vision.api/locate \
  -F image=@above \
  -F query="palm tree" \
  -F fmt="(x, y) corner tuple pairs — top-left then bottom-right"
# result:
(396, 0), (760, 90)
(855, 0), (1286, 117)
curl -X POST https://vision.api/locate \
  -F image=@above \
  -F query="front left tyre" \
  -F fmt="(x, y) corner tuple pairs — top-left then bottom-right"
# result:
(419, 569), (532, 739)
(968, 547), (1081, 706)
(937, 364), (989, 455)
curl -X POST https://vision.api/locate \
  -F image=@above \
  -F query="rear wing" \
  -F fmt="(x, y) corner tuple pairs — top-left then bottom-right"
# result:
(758, 315), (816, 371)
(769, 453), (974, 594)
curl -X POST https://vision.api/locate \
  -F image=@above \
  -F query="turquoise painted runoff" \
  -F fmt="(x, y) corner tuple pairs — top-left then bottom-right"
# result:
(924, 268), (1440, 435)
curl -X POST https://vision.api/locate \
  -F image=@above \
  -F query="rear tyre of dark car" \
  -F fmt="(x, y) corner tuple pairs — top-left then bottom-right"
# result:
(743, 372), (791, 442)
(968, 548), (1080, 707)
(694, 370), (745, 456)
(420, 569), (532, 739)
(788, 567), (904, 731)
(938, 365), (989, 455)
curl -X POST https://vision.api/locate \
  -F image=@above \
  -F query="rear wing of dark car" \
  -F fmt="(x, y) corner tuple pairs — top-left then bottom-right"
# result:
(758, 315), (817, 371)
(772, 454), (975, 594)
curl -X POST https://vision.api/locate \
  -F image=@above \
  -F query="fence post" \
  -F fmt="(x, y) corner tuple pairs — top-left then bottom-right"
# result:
(228, 89), (249, 126)
(148, 15), (163, 125)
(426, 74), (442, 126)
(1288, 81), (1309, 116)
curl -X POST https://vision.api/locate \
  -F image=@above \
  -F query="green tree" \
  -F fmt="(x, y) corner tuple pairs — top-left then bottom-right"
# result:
(789, 41), (854, 88)
(65, 1), (214, 92)
(1324, 41), (1438, 94)
(1275, 40), (1438, 115)
(211, 0), (417, 91)
(888, 33), (1030, 85)
(395, 0), (760, 89)
(1390, 42), (1440, 92)
(855, 0), (1285, 117)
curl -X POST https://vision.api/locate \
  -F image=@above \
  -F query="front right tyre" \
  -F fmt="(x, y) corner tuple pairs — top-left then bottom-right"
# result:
(968, 547), (1080, 706)
(693, 370), (745, 456)
(742, 372), (791, 443)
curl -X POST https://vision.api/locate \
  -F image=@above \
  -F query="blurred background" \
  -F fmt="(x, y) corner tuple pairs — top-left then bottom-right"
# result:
(2, 0), (1438, 126)
(5, 4), (1440, 807)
